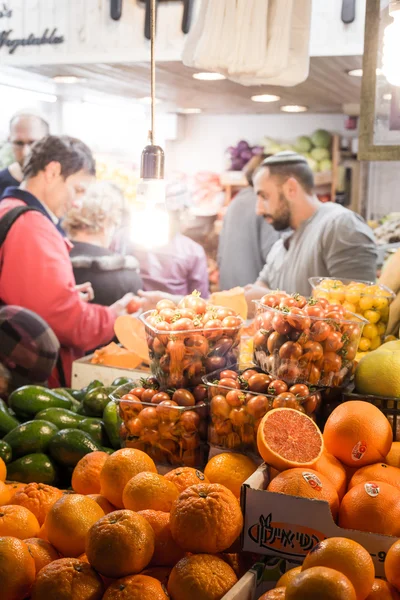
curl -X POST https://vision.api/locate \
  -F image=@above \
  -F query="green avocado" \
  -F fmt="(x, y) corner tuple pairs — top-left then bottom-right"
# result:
(3, 420), (59, 459)
(78, 418), (109, 446)
(6, 453), (58, 485)
(111, 377), (133, 387)
(0, 440), (12, 464)
(48, 429), (101, 467)
(9, 385), (72, 419)
(0, 399), (20, 436)
(83, 387), (114, 417)
(35, 407), (84, 430)
(103, 401), (122, 450)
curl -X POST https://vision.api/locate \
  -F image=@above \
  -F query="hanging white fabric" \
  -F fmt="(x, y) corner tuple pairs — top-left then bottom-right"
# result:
(182, 0), (312, 87)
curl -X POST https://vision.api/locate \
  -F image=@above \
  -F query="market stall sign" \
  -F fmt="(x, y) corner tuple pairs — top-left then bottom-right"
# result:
(0, 28), (64, 54)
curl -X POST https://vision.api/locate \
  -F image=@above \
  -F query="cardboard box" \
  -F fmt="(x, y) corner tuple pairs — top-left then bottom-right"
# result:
(223, 557), (300, 599)
(240, 464), (397, 578)
(71, 354), (150, 388)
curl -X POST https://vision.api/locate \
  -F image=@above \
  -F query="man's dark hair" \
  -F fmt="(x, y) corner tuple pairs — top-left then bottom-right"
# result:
(23, 135), (96, 180)
(9, 113), (50, 135)
(265, 162), (315, 194)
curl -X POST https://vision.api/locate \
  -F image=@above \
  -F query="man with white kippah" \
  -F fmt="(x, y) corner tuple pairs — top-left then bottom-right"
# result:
(244, 151), (378, 314)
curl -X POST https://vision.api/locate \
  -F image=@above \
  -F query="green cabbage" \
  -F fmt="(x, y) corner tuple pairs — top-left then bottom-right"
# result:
(311, 129), (332, 149)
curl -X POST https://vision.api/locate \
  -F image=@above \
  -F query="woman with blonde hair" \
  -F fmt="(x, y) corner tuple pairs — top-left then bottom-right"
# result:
(64, 181), (142, 306)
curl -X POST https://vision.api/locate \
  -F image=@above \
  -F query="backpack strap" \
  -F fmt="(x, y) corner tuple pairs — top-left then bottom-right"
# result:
(0, 206), (42, 249)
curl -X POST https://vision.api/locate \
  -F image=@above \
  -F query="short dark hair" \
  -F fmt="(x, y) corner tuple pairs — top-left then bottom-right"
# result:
(10, 113), (50, 135)
(260, 162), (315, 194)
(23, 135), (96, 180)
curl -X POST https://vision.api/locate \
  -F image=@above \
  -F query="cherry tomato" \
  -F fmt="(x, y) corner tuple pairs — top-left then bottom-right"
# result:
(172, 389), (195, 407)
(272, 313), (291, 335)
(154, 320), (172, 345)
(289, 329), (302, 342)
(241, 369), (259, 381)
(272, 392), (300, 409)
(289, 383), (310, 398)
(266, 331), (287, 354)
(261, 292), (288, 308)
(129, 387), (145, 399)
(277, 363), (301, 381)
(175, 308), (196, 320)
(156, 400), (180, 422)
(152, 338), (165, 356)
(279, 341), (303, 360)
(327, 304), (346, 317)
(325, 331), (344, 352)
(127, 298), (141, 314)
(309, 321), (331, 342)
(307, 364), (321, 385)
(215, 307), (236, 321)
(304, 304), (326, 318)
(279, 297), (298, 309)
(343, 323), (361, 342)
(314, 297), (330, 310)
(205, 356), (227, 372)
(171, 318), (195, 332)
(254, 330), (270, 350)
(210, 395), (231, 419)
(268, 380), (288, 395)
(301, 341), (324, 362)
(151, 392), (170, 405)
(156, 299), (176, 311)
(293, 294), (307, 309)
(255, 311), (274, 331)
(158, 308), (175, 322)
(321, 352), (342, 373)
(246, 395), (269, 419)
(248, 373), (272, 393)
(226, 389), (246, 407)
(179, 293), (207, 315)
(142, 388), (158, 403)
(230, 407), (250, 427)
(286, 308), (311, 331)
(180, 411), (201, 432)
(220, 370), (239, 381)
(185, 334), (209, 356)
(203, 310), (218, 324)
(204, 319), (223, 340)
(342, 342), (357, 361)
(222, 316), (243, 330)
(193, 385), (208, 403)
(218, 377), (241, 390)
(325, 312), (344, 321)
(138, 406), (159, 427)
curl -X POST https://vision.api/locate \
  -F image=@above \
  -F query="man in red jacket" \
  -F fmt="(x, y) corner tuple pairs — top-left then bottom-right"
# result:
(0, 135), (133, 385)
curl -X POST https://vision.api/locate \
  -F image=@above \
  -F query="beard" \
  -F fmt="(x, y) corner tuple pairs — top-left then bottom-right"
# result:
(265, 192), (291, 231)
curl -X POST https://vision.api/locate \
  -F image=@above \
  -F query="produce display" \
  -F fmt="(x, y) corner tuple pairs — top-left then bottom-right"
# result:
(226, 140), (263, 171)
(113, 379), (208, 468)
(310, 277), (395, 352)
(261, 128), (333, 173)
(253, 291), (365, 387)
(142, 292), (243, 389)
(205, 366), (321, 454)
(372, 212), (400, 245)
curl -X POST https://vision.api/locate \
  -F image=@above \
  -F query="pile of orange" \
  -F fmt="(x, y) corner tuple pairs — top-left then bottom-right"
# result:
(257, 401), (400, 538)
(0, 446), (246, 600)
(259, 536), (400, 600)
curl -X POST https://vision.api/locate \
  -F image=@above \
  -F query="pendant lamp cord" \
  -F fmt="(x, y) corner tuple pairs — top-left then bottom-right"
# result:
(150, 0), (156, 145)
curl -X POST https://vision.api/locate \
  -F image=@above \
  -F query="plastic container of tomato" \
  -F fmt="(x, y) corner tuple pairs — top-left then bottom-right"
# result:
(111, 382), (209, 469)
(252, 301), (367, 388)
(309, 277), (395, 353)
(140, 309), (243, 389)
(203, 366), (322, 455)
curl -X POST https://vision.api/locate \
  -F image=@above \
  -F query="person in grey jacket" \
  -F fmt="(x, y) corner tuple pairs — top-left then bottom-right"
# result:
(217, 156), (280, 289)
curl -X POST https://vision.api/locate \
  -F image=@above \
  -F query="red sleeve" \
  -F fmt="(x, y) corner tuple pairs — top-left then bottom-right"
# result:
(0, 211), (115, 351)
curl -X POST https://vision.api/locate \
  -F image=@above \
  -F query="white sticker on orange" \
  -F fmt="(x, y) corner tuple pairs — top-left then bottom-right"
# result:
(365, 482), (380, 498)
(352, 440), (367, 461)
(302, 472), (322, 492)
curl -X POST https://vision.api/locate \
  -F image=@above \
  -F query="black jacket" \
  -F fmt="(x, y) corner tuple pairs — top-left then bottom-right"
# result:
(70, 242), (142, 306)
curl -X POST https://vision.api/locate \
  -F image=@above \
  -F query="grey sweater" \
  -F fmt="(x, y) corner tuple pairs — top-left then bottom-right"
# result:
(258, 202), (378, 297)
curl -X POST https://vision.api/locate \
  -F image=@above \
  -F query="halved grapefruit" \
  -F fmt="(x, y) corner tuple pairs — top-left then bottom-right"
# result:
(257, 408), (324, 471)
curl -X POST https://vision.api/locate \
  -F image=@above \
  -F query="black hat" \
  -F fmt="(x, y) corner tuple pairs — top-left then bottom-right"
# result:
(261, 151), (308, 166)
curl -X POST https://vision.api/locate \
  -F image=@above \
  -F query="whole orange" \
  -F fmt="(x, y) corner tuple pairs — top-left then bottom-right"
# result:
(72, 451), (109, 495)
(267, 468), (340, 520)
(0, 457), (6, 481)
(11, 482), (63, 525)
(0, 536), (36, 600)
(45, 494), (104, 557)
(348, 463), (400, 492)
(257, 590), (286, 599)
(164, 466), (209, 493)
(204, 452), (257, 497)
(276, 567), (302, 588)
(168, 554), (238, 600)
(366, 579), (400, 599)
(315, 452), (347, 500)
(87, 494), (115, 514)
(85, 509), (154, 578)
(6, 482), (25, 501)
(25, 537), (59, 573)
(31, 557), (104, 600)
(0, 504), (40, 539)
(0, 481), (11, 506)
(142, 566), (171, 587)
(99, 448), (156, 508)
(170, 483), (243, 553)
(285, 566), (356, 599)
(122, 472), (179, 512)
(323, 401), (392, 467)
(386, 442), (400, 468)
(137, 510), (185, 567)
(339, 481), (400, 536)
(301, 537), (374, 600)
(385, 539), (400, 591)
(103, 574), (169, 600)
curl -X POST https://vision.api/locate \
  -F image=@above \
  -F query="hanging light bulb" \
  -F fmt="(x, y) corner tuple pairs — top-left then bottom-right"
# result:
(133, 0), (170, 249)
(382, 1), (400, 87)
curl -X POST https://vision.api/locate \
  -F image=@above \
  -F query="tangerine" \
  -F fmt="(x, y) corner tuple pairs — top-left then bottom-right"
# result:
(170, 483), (243, 553)
(204, 452), (257, 497)
(285, 566), (356, 599)
(164, 466), (209, 492)
(0, 457), (6, 481)
(137, 510), (185, 567)
(122, 472), (179, 512)
(315, 452), (347, 499)
(0, 504), (40, 538)
(85, 509), (154, 578)
(87, 494), (115, 514)
(349, 463), (400, 491)
(103, 574), (169, 600)
(11, 482), (63, 525)
(168, 554), (238, 600)
(0, 481), (11, 506)
(99, 448), (157, 508)
(301, 537), (374, 600)
(267, 468), (339, 519)
(386, 442), (400, 468)
(257, 408), (323, 471)
(45, 494), (105, 557)
(72, 451), (109, 495)
(25, 537), (59, 573)
(31, 557), (104, 600)
(366, 579), (400, 599)
(339, 481), (400, 536)
(323, 401), (392, 467)
(0, 536), (36, 600)
(276, 566), (302, 588)
(385, 539), (400, 591)
(258, 590), (286, 600)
